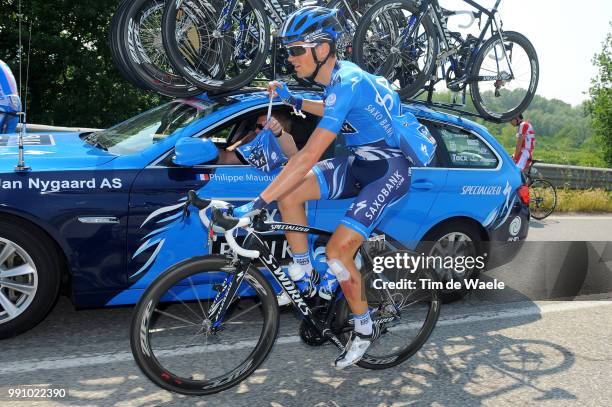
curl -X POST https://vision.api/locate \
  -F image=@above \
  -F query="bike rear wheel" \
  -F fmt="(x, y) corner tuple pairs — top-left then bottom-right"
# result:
(330, 0), (375, 61)
(529, 179), (556, 220)
(352, 0), (438, 100)
(110, 0), (152, 90)
(130, 255), (279, 395)
(337, 250), (441, 369)
(162, 0), (269, 92)
(470, 31), (539, 123)
(120, 0), (201, 97)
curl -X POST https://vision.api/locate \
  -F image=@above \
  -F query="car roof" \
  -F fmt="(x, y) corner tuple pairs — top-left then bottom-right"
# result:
(201, 88), (491, 136)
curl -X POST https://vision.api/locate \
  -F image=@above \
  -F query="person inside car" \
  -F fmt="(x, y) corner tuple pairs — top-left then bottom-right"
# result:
(218, 112), (298, 165)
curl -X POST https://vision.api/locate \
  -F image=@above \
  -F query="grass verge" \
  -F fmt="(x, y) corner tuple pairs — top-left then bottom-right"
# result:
(554, 188), (612, 212)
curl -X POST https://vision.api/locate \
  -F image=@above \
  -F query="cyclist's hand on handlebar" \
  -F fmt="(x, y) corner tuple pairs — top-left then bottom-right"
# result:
(233, 196), (269, 218)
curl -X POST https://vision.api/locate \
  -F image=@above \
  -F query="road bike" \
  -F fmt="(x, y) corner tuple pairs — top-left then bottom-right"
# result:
(525, 160), (557, 220)
(352, 0), (539, 122)
(130, 190), (441, 395)
(159, 0), (373, 92)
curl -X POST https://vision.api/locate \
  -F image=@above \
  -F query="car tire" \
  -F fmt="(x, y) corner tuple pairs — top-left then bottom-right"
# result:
(0, 217), (61, 339)
(417, 221), (484, 303)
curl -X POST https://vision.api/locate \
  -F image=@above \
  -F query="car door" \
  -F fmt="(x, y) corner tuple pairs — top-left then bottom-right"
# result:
(424, 120), (512, 230)
(313, 131), (449, 249)
(120, 108), (319, 300)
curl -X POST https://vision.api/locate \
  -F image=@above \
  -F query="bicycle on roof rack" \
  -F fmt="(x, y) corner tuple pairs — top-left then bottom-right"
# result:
(525, 160), (557, 220)
(158, 0), (374, 93)
(130, 190), (440, 395)
(352, 0), (539, 123)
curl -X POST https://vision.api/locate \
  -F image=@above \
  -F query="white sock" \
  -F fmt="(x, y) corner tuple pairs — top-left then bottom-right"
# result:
(353, 311), (373, 336)
(293, 252), (312, 277)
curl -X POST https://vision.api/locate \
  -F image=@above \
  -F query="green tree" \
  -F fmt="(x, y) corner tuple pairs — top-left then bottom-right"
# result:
(586, 23), (612, 166)
(0, 0), (163, 128)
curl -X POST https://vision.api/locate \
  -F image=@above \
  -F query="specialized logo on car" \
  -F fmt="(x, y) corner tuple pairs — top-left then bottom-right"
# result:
(0, 134), (55, 147)
(325, 93), (336, 107)
(509, 216), (522, 236)
(363, 171), (405, 221)
(461, 185), (503, 195)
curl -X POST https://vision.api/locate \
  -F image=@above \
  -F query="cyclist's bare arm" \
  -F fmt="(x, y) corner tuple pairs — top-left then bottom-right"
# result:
(300, 100), (325, 117)
(259, 127), (336, 203)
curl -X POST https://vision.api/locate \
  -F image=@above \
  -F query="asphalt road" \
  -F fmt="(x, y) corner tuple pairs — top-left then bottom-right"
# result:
(1, 215), (611, 406)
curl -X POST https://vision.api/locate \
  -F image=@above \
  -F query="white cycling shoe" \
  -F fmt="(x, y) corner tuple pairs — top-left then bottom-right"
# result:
(334, 331), (374, 369)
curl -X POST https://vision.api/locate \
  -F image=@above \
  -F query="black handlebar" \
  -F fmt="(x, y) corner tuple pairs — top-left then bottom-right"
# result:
(211, 208), (240, 231)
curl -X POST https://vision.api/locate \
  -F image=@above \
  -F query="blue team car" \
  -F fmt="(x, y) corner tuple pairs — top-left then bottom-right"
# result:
(0, 90), (530, 338)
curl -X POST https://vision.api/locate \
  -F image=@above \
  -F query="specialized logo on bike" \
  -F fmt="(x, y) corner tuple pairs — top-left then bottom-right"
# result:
(362, 170), (406, 221)
(261, 254), (310, 316)
(270, 224), (310, 233)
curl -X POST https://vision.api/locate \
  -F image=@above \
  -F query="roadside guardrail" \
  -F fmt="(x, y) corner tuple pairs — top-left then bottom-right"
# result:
(534, 163), (612, 190)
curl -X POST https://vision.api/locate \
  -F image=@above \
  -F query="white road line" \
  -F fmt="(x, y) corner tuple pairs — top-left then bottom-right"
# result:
(542, 216), (612, 220)
(1, 301), (610, 375)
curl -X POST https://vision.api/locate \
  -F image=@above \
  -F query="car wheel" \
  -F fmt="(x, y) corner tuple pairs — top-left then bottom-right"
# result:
(417, 222), (484, 303)
(0, 218), (61, 339)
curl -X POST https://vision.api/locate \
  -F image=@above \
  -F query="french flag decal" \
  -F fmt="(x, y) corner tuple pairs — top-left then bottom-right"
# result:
(198, 174), (209, 181)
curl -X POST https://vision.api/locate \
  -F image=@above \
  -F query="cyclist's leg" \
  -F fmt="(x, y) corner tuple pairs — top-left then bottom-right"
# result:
(516, 149), (531, 172)
(327, 225), (366, 312)
(330, 156), (412, 368)
(277, 171), (321, 255)
(279, 157), (359, 254)
(332, 156), (412, 312)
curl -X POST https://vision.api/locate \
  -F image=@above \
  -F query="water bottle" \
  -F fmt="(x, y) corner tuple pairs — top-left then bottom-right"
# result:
(310, 238), (339, 301)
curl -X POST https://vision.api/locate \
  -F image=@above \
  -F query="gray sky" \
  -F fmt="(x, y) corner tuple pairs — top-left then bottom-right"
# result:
(439, 0), (611, 106)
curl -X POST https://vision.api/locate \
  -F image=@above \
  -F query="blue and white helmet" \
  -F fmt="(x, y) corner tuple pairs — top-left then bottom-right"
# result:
(279, 6), (343, 45)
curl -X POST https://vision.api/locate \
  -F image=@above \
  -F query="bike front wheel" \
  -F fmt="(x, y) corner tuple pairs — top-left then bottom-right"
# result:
(529, 179), (557, 220)
(130, 255), (279, 395)
(470, 31), (539, 122)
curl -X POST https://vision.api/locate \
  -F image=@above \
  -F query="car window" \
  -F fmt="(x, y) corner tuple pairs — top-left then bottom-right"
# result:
(436, 124), (498, 168)
(96, 99), (219, 155)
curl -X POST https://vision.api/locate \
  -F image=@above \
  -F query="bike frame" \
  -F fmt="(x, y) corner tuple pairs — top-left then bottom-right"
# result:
(207, 219), (350, 350)
(408, 0), (514, 85)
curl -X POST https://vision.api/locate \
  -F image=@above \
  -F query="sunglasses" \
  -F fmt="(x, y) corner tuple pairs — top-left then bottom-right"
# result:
(255, 123), (265, 130)
(286, 43), (319, 57)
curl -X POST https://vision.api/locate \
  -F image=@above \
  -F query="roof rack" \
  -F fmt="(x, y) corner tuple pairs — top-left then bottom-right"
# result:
(404, 78), (486, 121)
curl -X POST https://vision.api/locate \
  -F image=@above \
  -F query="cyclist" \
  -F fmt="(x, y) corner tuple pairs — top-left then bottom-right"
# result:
(233, 6), (414, 369)
(511, 113), (536, 172)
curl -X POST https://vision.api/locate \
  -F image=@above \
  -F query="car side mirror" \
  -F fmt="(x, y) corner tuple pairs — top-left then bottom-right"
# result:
(173, 137), (219, 166)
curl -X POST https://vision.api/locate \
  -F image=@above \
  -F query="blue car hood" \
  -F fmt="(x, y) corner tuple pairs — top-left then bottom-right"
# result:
(0, 131), (116, 172)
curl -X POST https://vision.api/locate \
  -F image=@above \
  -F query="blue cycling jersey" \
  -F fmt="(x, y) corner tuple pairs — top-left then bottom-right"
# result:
(318, 61), (402, 159)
